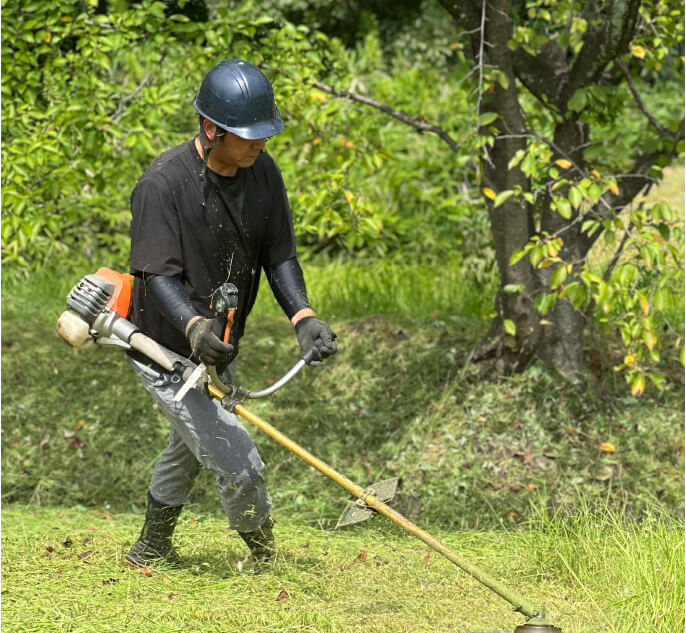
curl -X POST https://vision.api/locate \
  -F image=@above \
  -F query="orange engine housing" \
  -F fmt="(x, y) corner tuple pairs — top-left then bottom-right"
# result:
(95, 267), (133, 318)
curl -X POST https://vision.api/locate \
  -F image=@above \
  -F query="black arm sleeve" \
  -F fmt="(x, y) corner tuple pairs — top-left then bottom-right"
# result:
(146, 274), (199, 335)
(265, 257), (311, 319)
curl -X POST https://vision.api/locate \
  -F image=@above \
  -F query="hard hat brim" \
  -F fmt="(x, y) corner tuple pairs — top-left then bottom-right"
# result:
(193, 99), (285, 140)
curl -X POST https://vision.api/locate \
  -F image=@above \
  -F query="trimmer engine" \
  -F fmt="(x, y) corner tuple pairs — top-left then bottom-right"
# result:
(66, 274), (116, 325)
(57, 270), (137, 349)
(57, 269), (194, 380)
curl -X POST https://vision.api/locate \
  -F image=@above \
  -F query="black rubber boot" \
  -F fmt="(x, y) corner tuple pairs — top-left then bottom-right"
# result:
(125, 492), (183, 568)
(238, 517), (275, 570)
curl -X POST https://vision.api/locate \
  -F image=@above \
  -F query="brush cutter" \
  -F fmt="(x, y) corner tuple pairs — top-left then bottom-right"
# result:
(57, 270), (561, 633)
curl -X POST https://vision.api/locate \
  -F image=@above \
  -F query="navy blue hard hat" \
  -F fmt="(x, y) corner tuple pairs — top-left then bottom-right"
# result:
(192, 59), (284, 140)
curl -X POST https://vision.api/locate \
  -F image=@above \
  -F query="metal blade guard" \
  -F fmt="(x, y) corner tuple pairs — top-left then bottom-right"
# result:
(336, 477), (399, 528)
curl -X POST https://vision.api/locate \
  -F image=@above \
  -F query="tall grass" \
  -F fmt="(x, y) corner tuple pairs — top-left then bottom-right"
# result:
(253, 256), (497, 323)
(522, 502), (684, 633)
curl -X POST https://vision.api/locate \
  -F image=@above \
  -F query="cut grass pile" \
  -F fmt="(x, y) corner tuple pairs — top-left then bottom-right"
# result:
(2, 257), (683, 524)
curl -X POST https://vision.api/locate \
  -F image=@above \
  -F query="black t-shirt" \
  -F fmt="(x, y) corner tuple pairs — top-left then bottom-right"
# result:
(129, 139), (297, 358)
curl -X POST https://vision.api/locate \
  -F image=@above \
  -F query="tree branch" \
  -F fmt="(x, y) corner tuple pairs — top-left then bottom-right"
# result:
(616, 60), (668, 136)
(565, 0), (641, 100)
(602, 220), (635, 282)
(112, 72), (152, 123)
(512, 40), (569, 110)
(312, 81), (460, 152)
(475, 0), (487, 127)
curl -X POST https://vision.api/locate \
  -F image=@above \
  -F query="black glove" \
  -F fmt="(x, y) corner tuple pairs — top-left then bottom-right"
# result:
(295, 316), (337, 366)
(187, 317), (235, 366)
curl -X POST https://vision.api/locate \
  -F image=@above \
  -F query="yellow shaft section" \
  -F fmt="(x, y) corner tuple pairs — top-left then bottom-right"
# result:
(233, 403), (540, 619)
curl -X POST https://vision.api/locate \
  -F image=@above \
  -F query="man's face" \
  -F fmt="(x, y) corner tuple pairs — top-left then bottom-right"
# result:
(209, 127), (267, 173)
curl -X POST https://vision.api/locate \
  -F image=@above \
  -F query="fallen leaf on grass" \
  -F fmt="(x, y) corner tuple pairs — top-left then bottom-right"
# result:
(77, 550), (93, 560)
(276, 590), (289, 602)
(62, 539), (73, 548)
(102, 578), (119, 585)
(356, 551), (368, 563)
(599, 442), (616, 453)
(46, 546), (54, 553)
(423, 552), (431, 565)
(167, 593), (175, 600)
(92, 509), (112, 520)
(69, 437), (85, 449)
(139, 567), (153, 577)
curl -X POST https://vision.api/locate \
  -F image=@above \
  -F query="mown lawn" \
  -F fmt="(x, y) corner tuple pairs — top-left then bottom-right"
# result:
(2, 505), (682, 633)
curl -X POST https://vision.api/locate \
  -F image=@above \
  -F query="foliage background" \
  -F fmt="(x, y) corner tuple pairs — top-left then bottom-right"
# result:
(1, 0), (492, 271)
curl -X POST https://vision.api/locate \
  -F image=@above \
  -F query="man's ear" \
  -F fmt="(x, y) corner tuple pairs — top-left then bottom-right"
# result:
(202, 119), (218, 144)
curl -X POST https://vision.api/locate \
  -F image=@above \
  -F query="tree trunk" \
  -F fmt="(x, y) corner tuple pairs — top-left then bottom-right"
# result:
(474, 0), (544, 371)
(535, 116), (590, 378)
(438, 0), (646, 380)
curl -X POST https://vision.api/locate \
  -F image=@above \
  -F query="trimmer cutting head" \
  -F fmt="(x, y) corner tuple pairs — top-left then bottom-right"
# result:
(513, 624), (562, 632)
(463, 623), (561, 633)
(336, 477), (399, 528)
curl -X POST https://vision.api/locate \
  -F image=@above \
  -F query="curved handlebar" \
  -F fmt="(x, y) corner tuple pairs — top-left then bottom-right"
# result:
(207, 347), (316, 400)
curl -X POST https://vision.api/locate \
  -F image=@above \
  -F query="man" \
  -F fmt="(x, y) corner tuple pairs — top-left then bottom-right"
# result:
(124, 59), (337, 570)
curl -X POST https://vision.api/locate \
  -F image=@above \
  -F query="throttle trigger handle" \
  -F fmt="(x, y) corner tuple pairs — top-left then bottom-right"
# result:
(210, 283), (238, 342)
(223, 308), (236, 344)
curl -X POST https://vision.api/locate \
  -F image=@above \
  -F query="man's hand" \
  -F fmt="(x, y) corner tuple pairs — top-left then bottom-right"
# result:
(187, 317), (235, 366)
(295, 316), (337, 366)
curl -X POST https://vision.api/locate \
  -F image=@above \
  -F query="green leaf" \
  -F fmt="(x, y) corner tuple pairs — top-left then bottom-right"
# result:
(503, 283), (524, 294)
(508, 150), (525, 170)
(534, 291), (557, 315)
(478, 112), (499, 126)
(657, 223), (671, 241)
(503, 319), (516, 335)
(494, 190), (514, 208)
(555, 198), (572, 219)
(568, 89), (587, 112)
(569, 186), (583, 208)
(550, 264), (568, 289)
(648, 373), (666, 390)
(509, 248), (527, 266)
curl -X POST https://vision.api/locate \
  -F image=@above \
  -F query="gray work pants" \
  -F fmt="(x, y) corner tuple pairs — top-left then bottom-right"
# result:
(129, 358), (272, 532)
